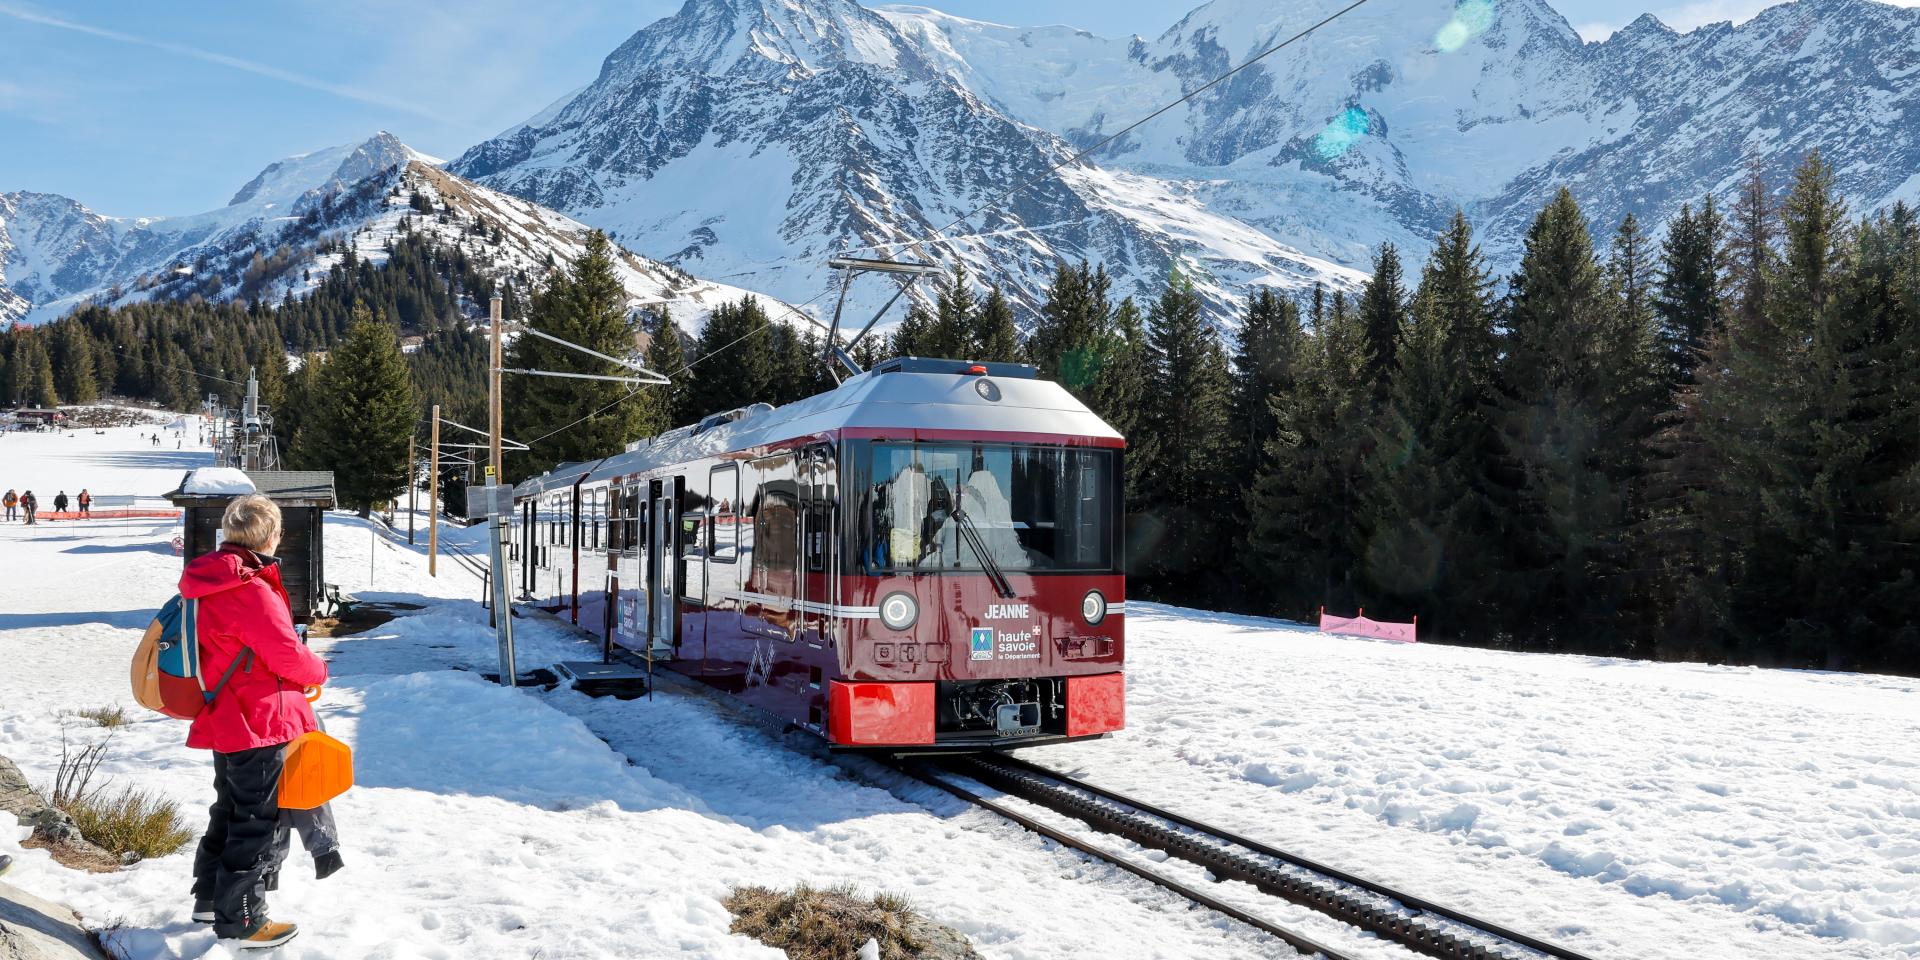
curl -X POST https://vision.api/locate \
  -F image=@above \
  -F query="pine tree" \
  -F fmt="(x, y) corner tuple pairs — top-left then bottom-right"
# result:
(15, 333), (59, 407)
(1359, 212), (1500, 637)
(1355, 243), (1406, 403)
(682, 296), (775, 422)
(1228, 289), (1303, 481)
(52, 322), (98, 404)
(1709, 150), (1882, 668)
(921, 266), (979, 359)
(1092, 296), (1151, 503)
(974, 285), (1023, 363)
(1246, 289), (1371, 617)
(302, 307), (416, 515)
(1492, 187), (1641, 652)
(282, 354), (328, 469)
(503, 231), (647, 478)
(1028, 262), (1112, 396)
(1727, 161), (1776, 336)
(642, 312), (691, 431)
(1651, 198), (1727, 390)
(1135, 267), (1234, 597)
(1637, 198), (1733, 657)
(889, 304), (935, 358)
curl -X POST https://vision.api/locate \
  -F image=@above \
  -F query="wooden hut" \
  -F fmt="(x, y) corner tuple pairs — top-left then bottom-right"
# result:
(165, 469), (335, 623)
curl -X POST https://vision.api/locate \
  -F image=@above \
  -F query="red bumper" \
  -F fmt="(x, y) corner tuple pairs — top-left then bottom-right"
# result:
(829, 681), (936, 746)
(1067, 673), (1125, 737)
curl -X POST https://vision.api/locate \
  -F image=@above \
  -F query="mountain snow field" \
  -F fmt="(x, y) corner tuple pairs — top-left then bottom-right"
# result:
(1, 422), (1917, 959)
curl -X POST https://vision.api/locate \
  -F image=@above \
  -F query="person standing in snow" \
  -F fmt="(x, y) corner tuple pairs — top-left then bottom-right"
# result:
(76, 489), (91, 517)
(53, 491), (68, 517)
(183, 494), (328, 951)
(20, 490), (36, 525)
(3, 489), (16, 522)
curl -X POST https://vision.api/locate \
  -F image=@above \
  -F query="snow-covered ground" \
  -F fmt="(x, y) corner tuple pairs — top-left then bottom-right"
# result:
(2, 420), (1916, 959)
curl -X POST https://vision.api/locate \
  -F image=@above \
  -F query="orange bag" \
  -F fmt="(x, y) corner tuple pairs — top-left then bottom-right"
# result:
(279, 730), (353, 810)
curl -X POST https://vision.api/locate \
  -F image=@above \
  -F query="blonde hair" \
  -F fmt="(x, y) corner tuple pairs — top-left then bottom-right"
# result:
(221, 494), (282, 550)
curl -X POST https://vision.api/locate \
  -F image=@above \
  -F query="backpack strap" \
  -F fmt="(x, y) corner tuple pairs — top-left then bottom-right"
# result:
(202, 648), (255, 705)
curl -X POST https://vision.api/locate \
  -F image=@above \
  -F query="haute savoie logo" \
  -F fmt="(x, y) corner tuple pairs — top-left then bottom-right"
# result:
(970, 627), (994, 661)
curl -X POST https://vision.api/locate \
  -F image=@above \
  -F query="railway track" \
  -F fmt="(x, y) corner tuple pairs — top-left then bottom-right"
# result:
(440, 539), (490, 581)
(905, 754), (1603, 960)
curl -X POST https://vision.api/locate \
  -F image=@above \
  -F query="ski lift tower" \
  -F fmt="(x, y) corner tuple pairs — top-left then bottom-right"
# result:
(235, 367), (282, 471)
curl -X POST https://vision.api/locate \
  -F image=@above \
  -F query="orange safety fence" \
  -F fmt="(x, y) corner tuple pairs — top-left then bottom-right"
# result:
(28, 510), (182, 521)
(1318, 606), (1418, 643)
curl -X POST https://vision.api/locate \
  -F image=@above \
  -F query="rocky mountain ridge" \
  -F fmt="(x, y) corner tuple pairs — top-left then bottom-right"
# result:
(0, 134), (768, 329)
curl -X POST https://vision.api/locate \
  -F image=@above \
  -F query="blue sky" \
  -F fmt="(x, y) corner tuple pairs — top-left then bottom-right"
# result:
(0, 0), (1900, 217)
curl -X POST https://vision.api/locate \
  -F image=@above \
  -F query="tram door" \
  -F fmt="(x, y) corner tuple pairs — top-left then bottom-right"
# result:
(646, 477), (679, 660)
(798, 445), (834, 647)
(520, 499), (535, 598)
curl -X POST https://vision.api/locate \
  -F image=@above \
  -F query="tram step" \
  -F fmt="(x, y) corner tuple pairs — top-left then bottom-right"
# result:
(553, 660), (651, 700)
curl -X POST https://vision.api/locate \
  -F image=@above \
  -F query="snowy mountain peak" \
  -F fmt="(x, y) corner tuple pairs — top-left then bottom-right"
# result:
(602, 0), (918, 81)
(226, 131), (435, 214)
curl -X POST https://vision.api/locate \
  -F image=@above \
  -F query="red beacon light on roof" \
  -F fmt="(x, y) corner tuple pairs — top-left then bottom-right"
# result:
(964, 364), (988, 375)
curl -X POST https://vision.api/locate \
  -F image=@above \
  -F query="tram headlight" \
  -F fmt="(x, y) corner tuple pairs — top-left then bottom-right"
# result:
(879, 591), (918, 632)
(1081, 589), (1107, 625)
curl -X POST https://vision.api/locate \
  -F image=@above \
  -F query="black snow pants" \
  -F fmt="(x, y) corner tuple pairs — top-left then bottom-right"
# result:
(191, 744), (284, 938)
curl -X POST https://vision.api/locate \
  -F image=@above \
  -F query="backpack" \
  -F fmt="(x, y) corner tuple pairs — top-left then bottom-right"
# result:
(130, 596), (254, 720)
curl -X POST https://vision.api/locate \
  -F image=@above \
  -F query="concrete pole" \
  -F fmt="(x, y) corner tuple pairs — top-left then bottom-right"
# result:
(428, 404), (440, 577)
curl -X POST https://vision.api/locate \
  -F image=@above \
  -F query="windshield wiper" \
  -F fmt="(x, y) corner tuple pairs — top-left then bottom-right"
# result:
(952, 491), (1016, 600)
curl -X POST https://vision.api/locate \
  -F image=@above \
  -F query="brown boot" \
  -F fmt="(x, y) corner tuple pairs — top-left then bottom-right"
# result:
(221, 921), (298, 950)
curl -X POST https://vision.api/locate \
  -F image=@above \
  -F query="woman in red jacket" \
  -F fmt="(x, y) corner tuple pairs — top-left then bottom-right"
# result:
(182, 494), (328, 951)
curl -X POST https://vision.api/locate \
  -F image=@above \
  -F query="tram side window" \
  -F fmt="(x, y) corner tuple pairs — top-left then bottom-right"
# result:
(752, 455), (798, 585)
(708, 465), (739, 562)
(625, 488), (641, 552)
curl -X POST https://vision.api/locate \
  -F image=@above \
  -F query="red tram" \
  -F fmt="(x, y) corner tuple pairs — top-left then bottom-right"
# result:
(509, 357), (1126, 749)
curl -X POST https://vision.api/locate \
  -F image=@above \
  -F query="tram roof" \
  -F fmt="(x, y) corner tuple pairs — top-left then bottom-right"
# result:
(512, 360), (1122, 498)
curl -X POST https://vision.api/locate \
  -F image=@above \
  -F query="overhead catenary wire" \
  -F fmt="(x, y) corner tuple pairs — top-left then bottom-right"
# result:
(516, 287), (835, 450)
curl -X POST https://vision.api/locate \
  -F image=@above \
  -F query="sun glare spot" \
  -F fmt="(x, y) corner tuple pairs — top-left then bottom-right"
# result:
(1435, 0), (1496, 53)
(1314, 107), (1370, 161)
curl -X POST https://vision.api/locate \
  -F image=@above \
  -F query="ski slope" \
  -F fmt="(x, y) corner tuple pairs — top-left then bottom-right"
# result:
(1, 421), (1915, 959)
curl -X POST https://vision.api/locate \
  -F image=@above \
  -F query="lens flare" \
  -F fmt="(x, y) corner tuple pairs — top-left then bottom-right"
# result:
(1435, 0), (1495, 52)
(1314, 107), (1370, 161)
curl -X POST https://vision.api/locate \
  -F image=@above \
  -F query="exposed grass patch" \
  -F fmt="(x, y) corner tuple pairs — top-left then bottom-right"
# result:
(70, 705), (128, 729)
(44, 728), (192, 862)
(59, 785), (193, 860)
(726, 883), (926, 960)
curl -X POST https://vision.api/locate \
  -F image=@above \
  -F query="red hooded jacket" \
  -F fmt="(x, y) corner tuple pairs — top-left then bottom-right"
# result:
(179, 544), (329, 753)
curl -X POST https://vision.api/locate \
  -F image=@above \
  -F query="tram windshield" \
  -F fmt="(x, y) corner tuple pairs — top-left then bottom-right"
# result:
(852, 441), (1117, 573)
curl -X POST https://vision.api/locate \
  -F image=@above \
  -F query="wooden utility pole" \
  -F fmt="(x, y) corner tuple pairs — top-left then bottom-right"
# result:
(428, 404), (440, 577)
(407, 434), (417, 544)
(489, 294), (504, 479)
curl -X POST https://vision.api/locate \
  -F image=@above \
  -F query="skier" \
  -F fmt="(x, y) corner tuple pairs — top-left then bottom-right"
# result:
(181, 494), (327, 950)
(53, 491), (69, 517)
(20, 490), (36, 525)
(77, 489), (91, 517)
(3, 489), (16, 522)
